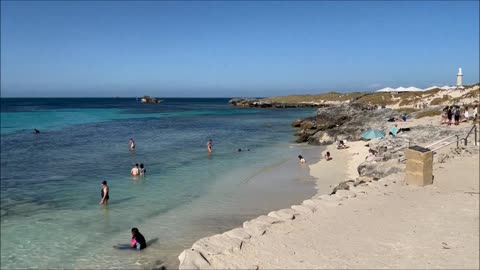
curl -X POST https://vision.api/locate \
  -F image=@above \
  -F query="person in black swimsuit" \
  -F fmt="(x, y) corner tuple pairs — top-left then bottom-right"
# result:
(100, 180), (109, 205)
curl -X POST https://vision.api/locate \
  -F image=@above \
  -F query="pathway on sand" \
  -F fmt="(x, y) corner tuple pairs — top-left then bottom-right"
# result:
(204, 147), (479, 269)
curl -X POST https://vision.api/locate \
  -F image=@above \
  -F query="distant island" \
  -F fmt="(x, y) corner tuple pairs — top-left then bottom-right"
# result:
(140, 96), (162, 104)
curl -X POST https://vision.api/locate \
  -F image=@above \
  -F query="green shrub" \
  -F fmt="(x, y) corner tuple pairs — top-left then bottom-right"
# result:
(415, 110), (442, 119)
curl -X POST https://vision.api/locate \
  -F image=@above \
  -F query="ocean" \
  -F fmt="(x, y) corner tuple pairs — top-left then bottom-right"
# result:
(0, 98), (320, 269)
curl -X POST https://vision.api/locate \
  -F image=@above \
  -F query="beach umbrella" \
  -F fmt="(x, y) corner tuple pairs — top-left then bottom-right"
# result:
(361, 129), (385, 140)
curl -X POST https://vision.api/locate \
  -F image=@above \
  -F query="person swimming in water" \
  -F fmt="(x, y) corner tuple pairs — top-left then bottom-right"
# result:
(33, 128), (40, 134)
(139, 163), (146, 175)
(324, 151), (332, 161)
(131, 163), (140, 176)
(130, 227), (147, 250)
(207, 139), (213, 153)
(298, 155), (306, 163)
(129, 138), (135, 151)
(100, 180), (109, 205)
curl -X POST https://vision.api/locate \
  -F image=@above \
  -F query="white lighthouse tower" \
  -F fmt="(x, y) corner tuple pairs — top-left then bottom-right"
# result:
(456, 67), (463, 89)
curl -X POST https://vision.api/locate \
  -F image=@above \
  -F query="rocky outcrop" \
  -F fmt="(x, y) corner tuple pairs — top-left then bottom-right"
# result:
(229, 98), (330, 108)
(141, 96), (162, 103)
(293, 104), (403, 144)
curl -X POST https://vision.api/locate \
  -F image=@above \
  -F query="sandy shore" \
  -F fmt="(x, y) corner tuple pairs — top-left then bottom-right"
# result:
(178, 118), (479, 269)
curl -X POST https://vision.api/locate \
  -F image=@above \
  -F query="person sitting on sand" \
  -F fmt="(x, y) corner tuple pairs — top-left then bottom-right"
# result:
(139, 163), (146, 175)
(130, 228), (147, 250)
(100, 180), (109, 205)
(131, 163), (140, 176)
(365, 149), (377, 162)
(129, 138), (135, 151)
(324, 152), (332, 161)
(389, 124), (398, 137)
(337, 140), (349, 149)
(298, 155), (306, 163)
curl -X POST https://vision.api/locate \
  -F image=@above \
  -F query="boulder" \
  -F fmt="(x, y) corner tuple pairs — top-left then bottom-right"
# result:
(178, 249), (212, 270)
(223, 228), (251, 240)
(334, 190), (357, 199)
(268, 209), (297, 220)
(243, 220), (269, 236)
(140, 96), (162, 103)
(291, 204), (315, 214)
(192, 234), (243, 256)
(307, 131), (335, 145)
(291, 119), (303, 127)
(357, 159), (405, 179)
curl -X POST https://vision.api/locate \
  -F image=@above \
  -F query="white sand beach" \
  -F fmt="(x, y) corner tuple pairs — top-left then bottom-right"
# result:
(179, 117), (479, 269)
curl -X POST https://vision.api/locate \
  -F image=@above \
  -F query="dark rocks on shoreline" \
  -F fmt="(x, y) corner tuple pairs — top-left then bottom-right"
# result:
(292, 103), (401, 144)
(228, 98), (329, 108)
(141, 96), (162, 104)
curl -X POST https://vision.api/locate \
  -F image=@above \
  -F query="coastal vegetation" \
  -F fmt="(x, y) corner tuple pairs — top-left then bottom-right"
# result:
(231, 83), (479, 109)
(414, 109), (442, 119)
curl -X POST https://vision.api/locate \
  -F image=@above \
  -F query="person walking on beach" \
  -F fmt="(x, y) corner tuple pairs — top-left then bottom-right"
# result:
(207, 139), (213, 153)
(129, 138), (135, 151)
(130, 228), (147, 250)
(473, 105), (478, 121)
(447, 107), (453, 126)
(131, 163), (140, 176)
(464, 107), (470, 122)
(100, 180), (109, 205)
(454, 107), (461, 126)
(139, 163), (146, 175)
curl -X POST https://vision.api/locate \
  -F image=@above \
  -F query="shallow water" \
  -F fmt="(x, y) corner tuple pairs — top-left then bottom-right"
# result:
(0, 98), (319, 269)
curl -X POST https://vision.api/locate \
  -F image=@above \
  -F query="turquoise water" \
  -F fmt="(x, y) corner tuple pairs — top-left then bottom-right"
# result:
(0, 98), (318, 269)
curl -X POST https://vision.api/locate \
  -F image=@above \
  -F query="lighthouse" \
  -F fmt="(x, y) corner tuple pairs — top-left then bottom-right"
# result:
(456, 67), (463, 89)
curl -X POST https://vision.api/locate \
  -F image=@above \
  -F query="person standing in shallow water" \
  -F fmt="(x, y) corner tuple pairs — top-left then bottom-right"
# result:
(131, 163), (140, 176)
(139, 163), (146, 175)
(100, 180), (109, 205)
(207, 139), (213, 153)
(130, 227), (147, 250)
(129, 138), (135, 151)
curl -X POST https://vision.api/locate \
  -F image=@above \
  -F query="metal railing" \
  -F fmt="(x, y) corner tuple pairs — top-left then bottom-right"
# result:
(427, 124), (477, 153)
(463, 124), (478, 146)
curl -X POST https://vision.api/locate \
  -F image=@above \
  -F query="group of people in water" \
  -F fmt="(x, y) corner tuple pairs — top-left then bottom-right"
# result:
(297, 151), (332, 164)
(98, 138), (149, 250)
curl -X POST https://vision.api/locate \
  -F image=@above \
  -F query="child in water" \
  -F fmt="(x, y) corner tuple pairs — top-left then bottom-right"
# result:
(324, 151), (332, 161)
(298, 155), (306, 163)
(130, 228), (147, 250)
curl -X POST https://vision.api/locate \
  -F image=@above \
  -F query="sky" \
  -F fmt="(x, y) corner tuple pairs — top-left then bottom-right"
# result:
(1, 1), (479, 97)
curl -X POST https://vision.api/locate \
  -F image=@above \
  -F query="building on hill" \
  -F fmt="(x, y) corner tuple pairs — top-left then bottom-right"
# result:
(457, 67), (464, 89)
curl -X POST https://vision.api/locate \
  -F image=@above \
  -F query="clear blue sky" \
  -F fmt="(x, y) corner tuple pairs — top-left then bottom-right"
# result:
(1, 1), (479, 97)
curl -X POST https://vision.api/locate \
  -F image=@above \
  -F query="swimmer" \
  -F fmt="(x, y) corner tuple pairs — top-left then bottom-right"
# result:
(324, 151), (332, 161)
(129, 138), (135, 151)
(33, 128), (40, 134)
(207, 139), (213, 153)
(298, 155), (306, 163)
(130, 228), (147, 250)
(139, 163), (146, 175)
(100, 180), (109, 205)
(131, 163), (140, 176)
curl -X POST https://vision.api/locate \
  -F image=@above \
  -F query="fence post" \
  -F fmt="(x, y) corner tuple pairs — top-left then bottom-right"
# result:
(475, 126), (478, 146)
(456, 135), (459, 147)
